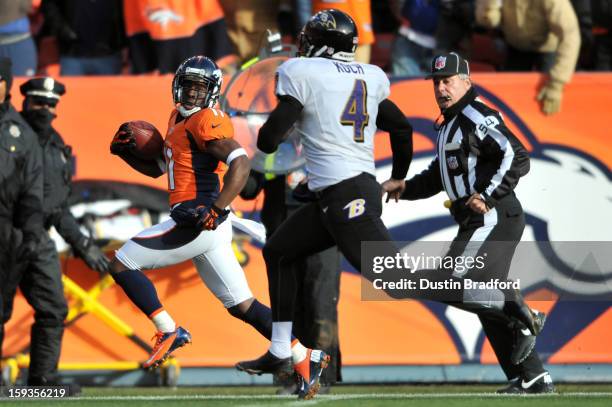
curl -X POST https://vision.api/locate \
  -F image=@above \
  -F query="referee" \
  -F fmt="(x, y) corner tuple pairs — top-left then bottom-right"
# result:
(394, 52), (554, 393)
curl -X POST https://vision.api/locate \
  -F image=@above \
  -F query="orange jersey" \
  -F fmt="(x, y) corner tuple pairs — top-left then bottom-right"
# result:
(163, 107), (233, 206)
(313, 0), (374, 45)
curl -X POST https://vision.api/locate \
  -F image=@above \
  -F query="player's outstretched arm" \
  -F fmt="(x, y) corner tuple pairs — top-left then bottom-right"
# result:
(207, 138), (250, 209)
(377, 98), (413, 180)
(377, 99), (413, 202)
(119, 154), (165, 178)
(257, 95), (303, 153)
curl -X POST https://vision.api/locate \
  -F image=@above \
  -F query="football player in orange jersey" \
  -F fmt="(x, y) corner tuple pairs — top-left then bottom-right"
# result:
(108, 56), (310, 372)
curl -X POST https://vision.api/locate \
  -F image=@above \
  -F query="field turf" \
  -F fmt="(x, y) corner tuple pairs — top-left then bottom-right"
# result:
(2, 384), (612, 406)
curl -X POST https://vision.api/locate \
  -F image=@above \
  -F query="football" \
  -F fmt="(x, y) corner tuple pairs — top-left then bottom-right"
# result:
(127, 120), (164, 159)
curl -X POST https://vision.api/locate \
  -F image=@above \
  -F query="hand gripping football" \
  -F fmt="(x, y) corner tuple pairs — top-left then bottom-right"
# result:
(127, 120), (164, 159)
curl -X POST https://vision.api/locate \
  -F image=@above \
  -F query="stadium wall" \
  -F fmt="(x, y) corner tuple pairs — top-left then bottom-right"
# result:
(3, 73), (611, 384)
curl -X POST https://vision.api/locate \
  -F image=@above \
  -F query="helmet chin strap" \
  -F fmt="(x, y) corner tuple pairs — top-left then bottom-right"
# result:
(311, 45), (355, 62)
(331, 51), (355, 62)
(177, 104), (202, 117)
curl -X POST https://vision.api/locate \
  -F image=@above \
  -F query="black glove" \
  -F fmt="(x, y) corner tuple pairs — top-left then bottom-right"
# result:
(74, 238), (111, 273)
(240, 171), (265, 200)
(292, 181), (317, 203)
(110, 123), (136, 155)
(17, 239), (38, 262)
(195, 205), (230, 231)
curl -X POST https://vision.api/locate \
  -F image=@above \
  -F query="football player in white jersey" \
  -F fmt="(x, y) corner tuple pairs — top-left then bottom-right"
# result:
(235, 9), (413, 399)
(237, 9), (541, 399)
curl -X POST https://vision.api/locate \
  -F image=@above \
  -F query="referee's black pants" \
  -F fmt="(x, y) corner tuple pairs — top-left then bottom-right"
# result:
(448, 193), (545, 380)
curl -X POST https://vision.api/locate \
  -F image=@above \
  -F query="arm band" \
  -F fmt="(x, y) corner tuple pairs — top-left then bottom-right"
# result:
(226, 147), (248, 166)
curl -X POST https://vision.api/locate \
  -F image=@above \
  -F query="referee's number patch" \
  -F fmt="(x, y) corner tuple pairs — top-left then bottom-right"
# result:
(343, 199), (366, 219)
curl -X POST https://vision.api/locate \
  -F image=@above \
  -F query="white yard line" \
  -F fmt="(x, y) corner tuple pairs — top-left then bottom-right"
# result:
(43, 392), (612, 401)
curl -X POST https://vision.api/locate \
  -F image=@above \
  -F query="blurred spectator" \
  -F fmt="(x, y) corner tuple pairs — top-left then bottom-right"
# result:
(41, 0), (126, 76)
(370, 0), (401, 70)
(391, 0), (439, 76)
(592, 0), (612, 70)
(476, 0), (580, 115)
(435, 0), (475, 55)
(278, 0), (313, 40)
(293, 0), (313, 32)
(219, 0), (281, 64)
(0, 0), (37, 75)
(312, 0), (374, 63)
(123, 0), (237, 74)
(570, 0), (593, 69)
(40, 0), (126, 76)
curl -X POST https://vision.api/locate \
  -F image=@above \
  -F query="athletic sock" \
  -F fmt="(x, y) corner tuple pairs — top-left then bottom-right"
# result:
(241, 299), (273, 339)
(241, 300), (298, 342)
(150, 309), (176, 333)
(111, 269), (163, 317)
(291, 339), (308, 364)
(269, 321), (292, 359)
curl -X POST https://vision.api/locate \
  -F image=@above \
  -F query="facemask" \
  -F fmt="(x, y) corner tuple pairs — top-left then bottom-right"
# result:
(22, 108), (57, 135)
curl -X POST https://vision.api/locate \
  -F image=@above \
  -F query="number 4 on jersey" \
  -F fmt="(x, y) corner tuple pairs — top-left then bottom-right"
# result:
(340, 79), (369, 142)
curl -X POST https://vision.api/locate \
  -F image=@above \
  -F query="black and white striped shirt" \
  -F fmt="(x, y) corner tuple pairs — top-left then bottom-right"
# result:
(402, 87), (529, 208)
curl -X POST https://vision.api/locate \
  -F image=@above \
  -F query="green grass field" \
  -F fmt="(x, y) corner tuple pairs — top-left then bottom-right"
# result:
(2, 384), (612, 406)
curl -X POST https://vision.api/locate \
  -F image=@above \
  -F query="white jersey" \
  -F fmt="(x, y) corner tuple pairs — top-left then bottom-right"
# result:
(276, 57), (390, 191)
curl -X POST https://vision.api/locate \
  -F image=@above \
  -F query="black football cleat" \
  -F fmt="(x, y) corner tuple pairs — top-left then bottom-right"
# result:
(235, 351), (293, 378)
(497, 372), (556, 394)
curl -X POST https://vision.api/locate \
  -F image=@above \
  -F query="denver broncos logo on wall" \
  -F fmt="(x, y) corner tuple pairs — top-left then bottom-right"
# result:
(373, 77), (612, 364)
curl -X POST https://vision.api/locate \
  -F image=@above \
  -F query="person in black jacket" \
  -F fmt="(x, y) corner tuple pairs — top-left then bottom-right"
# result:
(4, 77), (111, 387)
(395, 52), (554, 394)
(40, 0), (126, 75)
(0, 57), (44, 385)
(591, 0), (612, 69)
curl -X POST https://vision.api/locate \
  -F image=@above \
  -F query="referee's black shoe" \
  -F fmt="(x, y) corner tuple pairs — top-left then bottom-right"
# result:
(497, 372), (556, 394)
(510, 310), (547, 364)
(235, 351), (293, 379)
